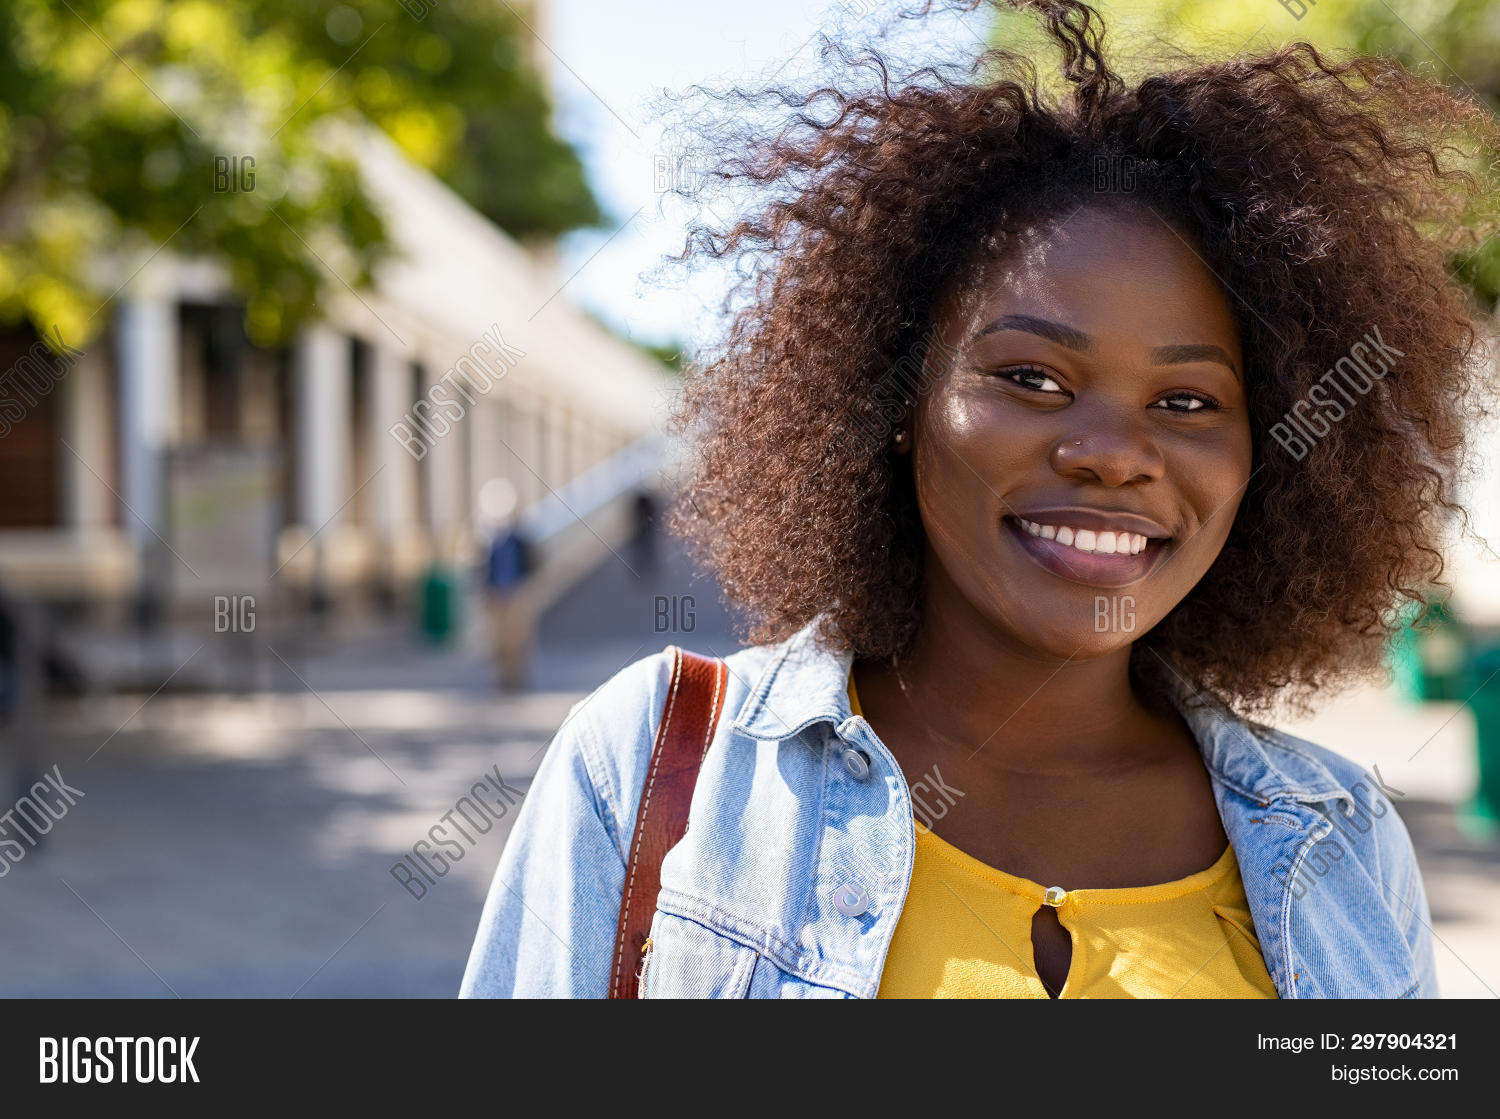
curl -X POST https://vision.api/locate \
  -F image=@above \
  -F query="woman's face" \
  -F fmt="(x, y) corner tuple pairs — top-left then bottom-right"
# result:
(910, 204), (1253, 661)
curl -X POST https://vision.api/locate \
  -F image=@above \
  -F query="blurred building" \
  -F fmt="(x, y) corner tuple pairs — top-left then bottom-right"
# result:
(0, 125), (674, 631)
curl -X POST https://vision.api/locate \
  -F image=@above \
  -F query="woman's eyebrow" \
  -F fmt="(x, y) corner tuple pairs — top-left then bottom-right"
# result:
(973, 315), (1240, 380)
(973, 314), (1092, 352)
(1149, 343), (1240, 379)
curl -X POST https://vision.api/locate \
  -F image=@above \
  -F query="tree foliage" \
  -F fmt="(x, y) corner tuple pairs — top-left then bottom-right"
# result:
(992, 0), (1500, 306)
(0, 0), (600, 347)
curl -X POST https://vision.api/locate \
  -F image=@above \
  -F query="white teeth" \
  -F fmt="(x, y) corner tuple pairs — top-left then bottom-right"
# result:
(1016, 520), (1155, 557)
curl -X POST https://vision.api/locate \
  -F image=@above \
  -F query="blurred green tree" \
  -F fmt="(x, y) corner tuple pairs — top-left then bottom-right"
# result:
(991, 0), (1500, 306)
(0, 0), (600, 348)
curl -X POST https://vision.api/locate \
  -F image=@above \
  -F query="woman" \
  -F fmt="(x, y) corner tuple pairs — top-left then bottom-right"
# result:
(461, 0), (1496, 998)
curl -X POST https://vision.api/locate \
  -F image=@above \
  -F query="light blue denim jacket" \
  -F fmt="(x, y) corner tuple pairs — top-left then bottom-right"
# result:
(460, 620), (1439, 999)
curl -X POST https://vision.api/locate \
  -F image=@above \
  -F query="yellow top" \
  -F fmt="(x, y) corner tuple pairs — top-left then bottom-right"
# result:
(847, 674), (1279, 999)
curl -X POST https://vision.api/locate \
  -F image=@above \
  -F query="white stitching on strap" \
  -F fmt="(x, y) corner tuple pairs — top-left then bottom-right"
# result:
(702, 661), (726, 760)
(611, 646), (682, 995)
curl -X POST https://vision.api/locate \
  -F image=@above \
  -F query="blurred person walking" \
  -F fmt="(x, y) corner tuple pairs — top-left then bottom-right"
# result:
(479, 480), (533, 690)
(630, 490), (658, 574)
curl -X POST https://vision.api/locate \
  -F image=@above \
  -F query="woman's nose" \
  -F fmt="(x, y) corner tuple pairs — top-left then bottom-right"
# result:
(1048, 414), (1165, 486)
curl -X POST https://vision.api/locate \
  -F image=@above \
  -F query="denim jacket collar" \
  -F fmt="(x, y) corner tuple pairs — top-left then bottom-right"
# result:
(733, 617), (1356, 811)
(732, 619), (854, 741)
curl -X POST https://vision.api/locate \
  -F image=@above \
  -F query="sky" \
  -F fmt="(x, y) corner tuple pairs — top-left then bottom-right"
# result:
(540, 0), (993, 354)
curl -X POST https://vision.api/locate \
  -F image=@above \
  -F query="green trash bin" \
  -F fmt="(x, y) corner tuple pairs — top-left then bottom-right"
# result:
(1408, 599), (1465, 703)
(1388, 603), (1425, 703)
(419, 563), (460, 645)
(1465, 644), (1500, 826)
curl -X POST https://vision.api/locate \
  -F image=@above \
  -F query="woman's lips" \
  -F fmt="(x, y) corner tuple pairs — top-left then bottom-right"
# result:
(1003, 515), (1170, 588)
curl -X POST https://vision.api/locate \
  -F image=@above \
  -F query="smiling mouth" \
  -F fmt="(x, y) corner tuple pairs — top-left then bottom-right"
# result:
(1003, 515), (1172, 588)
(1014, 517), (1154, 556)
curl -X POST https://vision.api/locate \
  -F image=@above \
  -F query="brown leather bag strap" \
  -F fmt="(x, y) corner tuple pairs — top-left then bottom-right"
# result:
(608, 646), (729, 998)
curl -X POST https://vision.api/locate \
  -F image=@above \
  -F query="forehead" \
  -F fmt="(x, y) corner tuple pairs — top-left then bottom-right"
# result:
(941, 205), (1243, 354)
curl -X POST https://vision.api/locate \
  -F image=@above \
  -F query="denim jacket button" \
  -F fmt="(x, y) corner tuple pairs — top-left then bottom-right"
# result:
(842, 747), (872, 780)
(833, 882), (870, 917)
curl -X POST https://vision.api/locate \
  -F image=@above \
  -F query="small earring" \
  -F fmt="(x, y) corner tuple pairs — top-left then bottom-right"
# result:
(893, 428), (910, 448)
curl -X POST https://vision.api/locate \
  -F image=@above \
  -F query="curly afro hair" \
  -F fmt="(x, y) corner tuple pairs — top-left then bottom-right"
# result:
(667, 0), (1500, 713)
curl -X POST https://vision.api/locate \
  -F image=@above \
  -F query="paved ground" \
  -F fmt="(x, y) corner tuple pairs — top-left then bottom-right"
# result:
(1, 526), (1496, 997)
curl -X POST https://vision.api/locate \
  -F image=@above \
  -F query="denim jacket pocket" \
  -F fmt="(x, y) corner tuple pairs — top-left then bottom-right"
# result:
(637, 911), (759, 998)
(745, 954), (857, 999)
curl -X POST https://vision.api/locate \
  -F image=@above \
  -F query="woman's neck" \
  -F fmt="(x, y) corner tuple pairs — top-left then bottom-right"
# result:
(858, 578), (1176, 776)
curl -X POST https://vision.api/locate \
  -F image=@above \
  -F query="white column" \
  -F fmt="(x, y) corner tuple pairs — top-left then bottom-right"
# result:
(293, 324), (351, 530)
(570, 410), (594, 480)
(509, 398), (542, 507)
(114, 295), (179, 544)
(60, 345), (115, 529)
(419, 360), (462, 551)
(545, 402), (569, 492)
(368, 344), (418, 543)
(469, 398), (504, 501)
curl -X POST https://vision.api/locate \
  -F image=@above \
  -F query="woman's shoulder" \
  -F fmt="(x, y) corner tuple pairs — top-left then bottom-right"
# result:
(1250, 721), (1402, 806)
(550, 639), (792, 826)
(561, 640), (786, 746)
(1179, 686), (1410, 826)
(1244, 721), (1422, 873)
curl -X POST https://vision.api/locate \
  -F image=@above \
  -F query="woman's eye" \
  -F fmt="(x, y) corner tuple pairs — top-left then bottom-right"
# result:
(1004, 366), (1066, 394)
(1152, 392), (1219, 413)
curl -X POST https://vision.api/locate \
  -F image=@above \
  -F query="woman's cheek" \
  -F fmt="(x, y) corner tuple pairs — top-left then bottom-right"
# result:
(1177, 435), (1253, 554)
(915, 406), (1007, 526)
(922, 391), (1036, 474)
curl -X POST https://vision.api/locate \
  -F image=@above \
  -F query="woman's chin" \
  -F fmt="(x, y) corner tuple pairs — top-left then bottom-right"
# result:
(985, 610), (1141, 664)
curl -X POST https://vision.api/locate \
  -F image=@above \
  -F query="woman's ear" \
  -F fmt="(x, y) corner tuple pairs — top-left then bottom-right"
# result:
(892, 400), (914, 454)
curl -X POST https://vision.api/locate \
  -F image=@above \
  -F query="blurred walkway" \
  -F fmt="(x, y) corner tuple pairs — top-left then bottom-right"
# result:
(0, 523), (746, 998)
(1, 524), (1496, 997)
